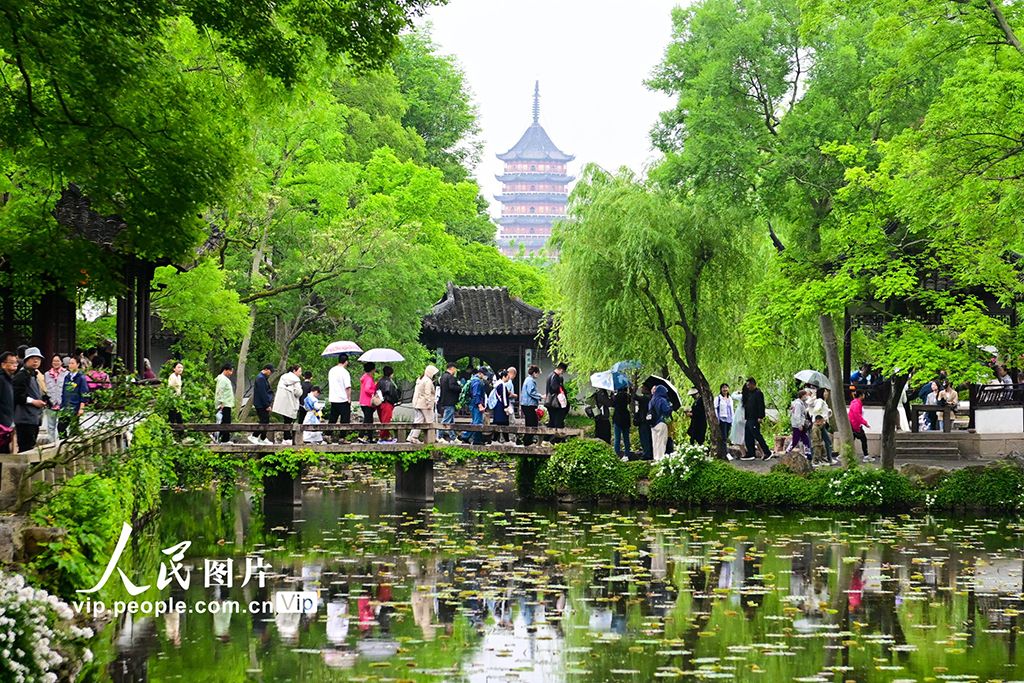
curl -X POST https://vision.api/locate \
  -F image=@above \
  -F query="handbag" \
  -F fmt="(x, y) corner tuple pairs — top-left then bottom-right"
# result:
(0, 423), (13, 450)
(371, 389), (384, 407)
(557, 390), (568, 409)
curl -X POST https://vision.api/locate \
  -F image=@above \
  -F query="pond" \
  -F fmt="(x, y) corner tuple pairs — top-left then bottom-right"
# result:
(90, 471), (1024, 682)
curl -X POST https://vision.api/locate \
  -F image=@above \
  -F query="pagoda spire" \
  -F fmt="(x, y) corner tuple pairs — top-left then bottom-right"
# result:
(532, 81), (540, 124)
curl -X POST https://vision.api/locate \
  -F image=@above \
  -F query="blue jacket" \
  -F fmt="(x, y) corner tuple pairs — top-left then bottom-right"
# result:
(253, 373), (273, 409)
(62, 371), (90, 412)
(521, 376), (541, 406)
(469, 376), (487, 408)
(648, 385), (673, 427)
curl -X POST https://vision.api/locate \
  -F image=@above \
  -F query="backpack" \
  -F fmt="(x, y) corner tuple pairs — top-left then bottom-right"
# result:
(486, 386), (499, 410)
(457, 380), (473, 409)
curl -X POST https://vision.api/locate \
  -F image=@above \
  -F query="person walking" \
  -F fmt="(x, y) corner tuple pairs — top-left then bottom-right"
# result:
(648, 385), (674, 461)
(612, 386), (632, 458)
(297, 370), (314, 424)
(272, 364), (303, 444)
(810, 415), (829, 466)
(504, 367), (519, 426)
(377, 365), (401, 443)
(327, 354), (352, 442)
(437, 363), (461, 443)
(741, 377), (772, 461)
(729, 385), (746, 451)
(215, 363), (235, 443)
(635, 383), (654, 460)
(59, 356), (89, 438)
(302, 386), (325, 444)
(520, 365), (542, 447)
(808, 388), (836, 465)
(43, 354), (67, 445)
(358, 362), (378, 442)
(407, 365), (439, 444)
(13, 347), (46, 452)
(491, 369), (513, 443)
(714, 384), (734, 457)
(167, 361), (184, 424)
(251, 364), (274, 445)
(591, 388), (612, 444)
(0, 352), (17, 452)
(789, 389), (811, 457)
(462, 367), (488, 445)
(545, 363), (569, 432)
(687, 389), (707, 445)
(848, 388), (872, 462)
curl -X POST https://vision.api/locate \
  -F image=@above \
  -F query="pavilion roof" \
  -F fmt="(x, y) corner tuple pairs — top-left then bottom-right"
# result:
(422, 283), (544, 337)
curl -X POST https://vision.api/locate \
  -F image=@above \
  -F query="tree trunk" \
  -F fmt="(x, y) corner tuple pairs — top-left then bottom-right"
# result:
(234, 306), (257, 421)
(820, 314), (852, 454)
(697, 378), (725, 458)
(880, 374), (908, 470)
(235, 222), (269, 417)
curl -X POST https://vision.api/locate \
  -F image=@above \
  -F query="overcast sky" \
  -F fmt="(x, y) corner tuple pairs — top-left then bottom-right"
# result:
(419, 0), (684, 216)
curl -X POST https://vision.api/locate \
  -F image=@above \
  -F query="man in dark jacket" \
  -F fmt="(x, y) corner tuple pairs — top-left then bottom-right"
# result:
(252, 364), (274, 444)
(13, 346), (46, 451)
(438, 363), (460, 442)
(741, 377), (772, 461)
(612, 388), (633, 458)
(0, 351), (16, 452)
(545, 363), (569, 430)
(649, 385), (673, 460)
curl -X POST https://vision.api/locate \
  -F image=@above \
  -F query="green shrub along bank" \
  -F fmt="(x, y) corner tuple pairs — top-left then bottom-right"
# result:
(522, 439), (1024, 512)
(28, 415), (185, 599)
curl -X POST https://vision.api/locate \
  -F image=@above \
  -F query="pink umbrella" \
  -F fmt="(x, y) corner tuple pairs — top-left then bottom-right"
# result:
(321, 341), (363, 356)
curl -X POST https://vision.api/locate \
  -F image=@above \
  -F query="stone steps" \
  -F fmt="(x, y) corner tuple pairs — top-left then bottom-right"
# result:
(894, 433), (962, 460)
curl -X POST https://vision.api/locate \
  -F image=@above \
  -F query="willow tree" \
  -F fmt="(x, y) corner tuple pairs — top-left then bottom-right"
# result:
(552, 166), (754, 457)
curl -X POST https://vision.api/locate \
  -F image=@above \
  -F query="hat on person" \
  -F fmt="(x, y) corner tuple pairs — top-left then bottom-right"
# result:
(24, 347), (43, 360)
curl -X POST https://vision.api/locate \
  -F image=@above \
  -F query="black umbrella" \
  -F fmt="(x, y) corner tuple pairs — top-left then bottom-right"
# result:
(645, 375), (682, 411)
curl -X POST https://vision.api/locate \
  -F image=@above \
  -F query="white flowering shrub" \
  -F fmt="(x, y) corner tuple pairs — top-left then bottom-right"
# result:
(0, 571), (94, 683)
(653, 443), (713, 484)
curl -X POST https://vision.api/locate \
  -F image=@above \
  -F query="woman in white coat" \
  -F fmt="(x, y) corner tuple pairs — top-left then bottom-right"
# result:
(408, 365), (439, 444)
(272, 364), (304, 443)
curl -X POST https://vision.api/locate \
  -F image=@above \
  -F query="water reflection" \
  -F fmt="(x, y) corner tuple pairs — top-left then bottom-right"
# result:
(96, 487), (1024, 682)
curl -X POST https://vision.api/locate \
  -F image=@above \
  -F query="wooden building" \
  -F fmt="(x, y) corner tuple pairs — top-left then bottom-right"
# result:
(420, 283), (552, 380)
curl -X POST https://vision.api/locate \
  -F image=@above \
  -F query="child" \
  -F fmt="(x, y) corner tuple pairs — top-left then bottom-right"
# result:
(810, 414), (828, 465)
(303, 386), (324, 445)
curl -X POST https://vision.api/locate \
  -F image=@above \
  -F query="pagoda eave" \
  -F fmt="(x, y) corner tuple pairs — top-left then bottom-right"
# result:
(495, 173), (574, 184)
(493, 193), (568, 203)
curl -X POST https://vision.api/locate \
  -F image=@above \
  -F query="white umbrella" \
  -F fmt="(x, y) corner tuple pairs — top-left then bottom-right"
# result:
(321, 340), (362, 356)
(358, 348), (405, 363)
(590, 371), (615, 391)
(794, 369), (832, 390)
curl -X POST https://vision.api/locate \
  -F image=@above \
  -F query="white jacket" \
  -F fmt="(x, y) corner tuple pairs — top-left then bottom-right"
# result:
(412, 366), (439, 410)
(272, 371), (303, 418)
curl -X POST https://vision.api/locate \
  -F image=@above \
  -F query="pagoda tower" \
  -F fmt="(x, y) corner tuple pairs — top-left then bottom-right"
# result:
(494, 82), (574, 257)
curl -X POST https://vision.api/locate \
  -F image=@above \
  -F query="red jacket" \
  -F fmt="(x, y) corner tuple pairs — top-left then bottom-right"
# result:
(848, 397), (869, 431)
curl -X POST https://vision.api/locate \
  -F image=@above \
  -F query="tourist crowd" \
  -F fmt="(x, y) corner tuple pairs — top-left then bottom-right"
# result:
(3, 338), (1020, 464)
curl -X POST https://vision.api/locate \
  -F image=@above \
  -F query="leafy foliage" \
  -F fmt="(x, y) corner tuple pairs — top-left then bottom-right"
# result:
(533, 438), (636, 499)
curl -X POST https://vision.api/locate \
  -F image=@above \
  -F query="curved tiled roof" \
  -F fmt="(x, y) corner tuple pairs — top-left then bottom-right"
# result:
(497, 123), (574, 162)
(422, 283), (544, 337)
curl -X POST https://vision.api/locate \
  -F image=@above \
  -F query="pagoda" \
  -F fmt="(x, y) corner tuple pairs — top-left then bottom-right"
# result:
(494, 82), (574, 257)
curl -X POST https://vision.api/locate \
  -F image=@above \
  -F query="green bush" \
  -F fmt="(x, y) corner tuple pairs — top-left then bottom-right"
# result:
(927, 463), (1024, 510)
(533, 439), (635, 499)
